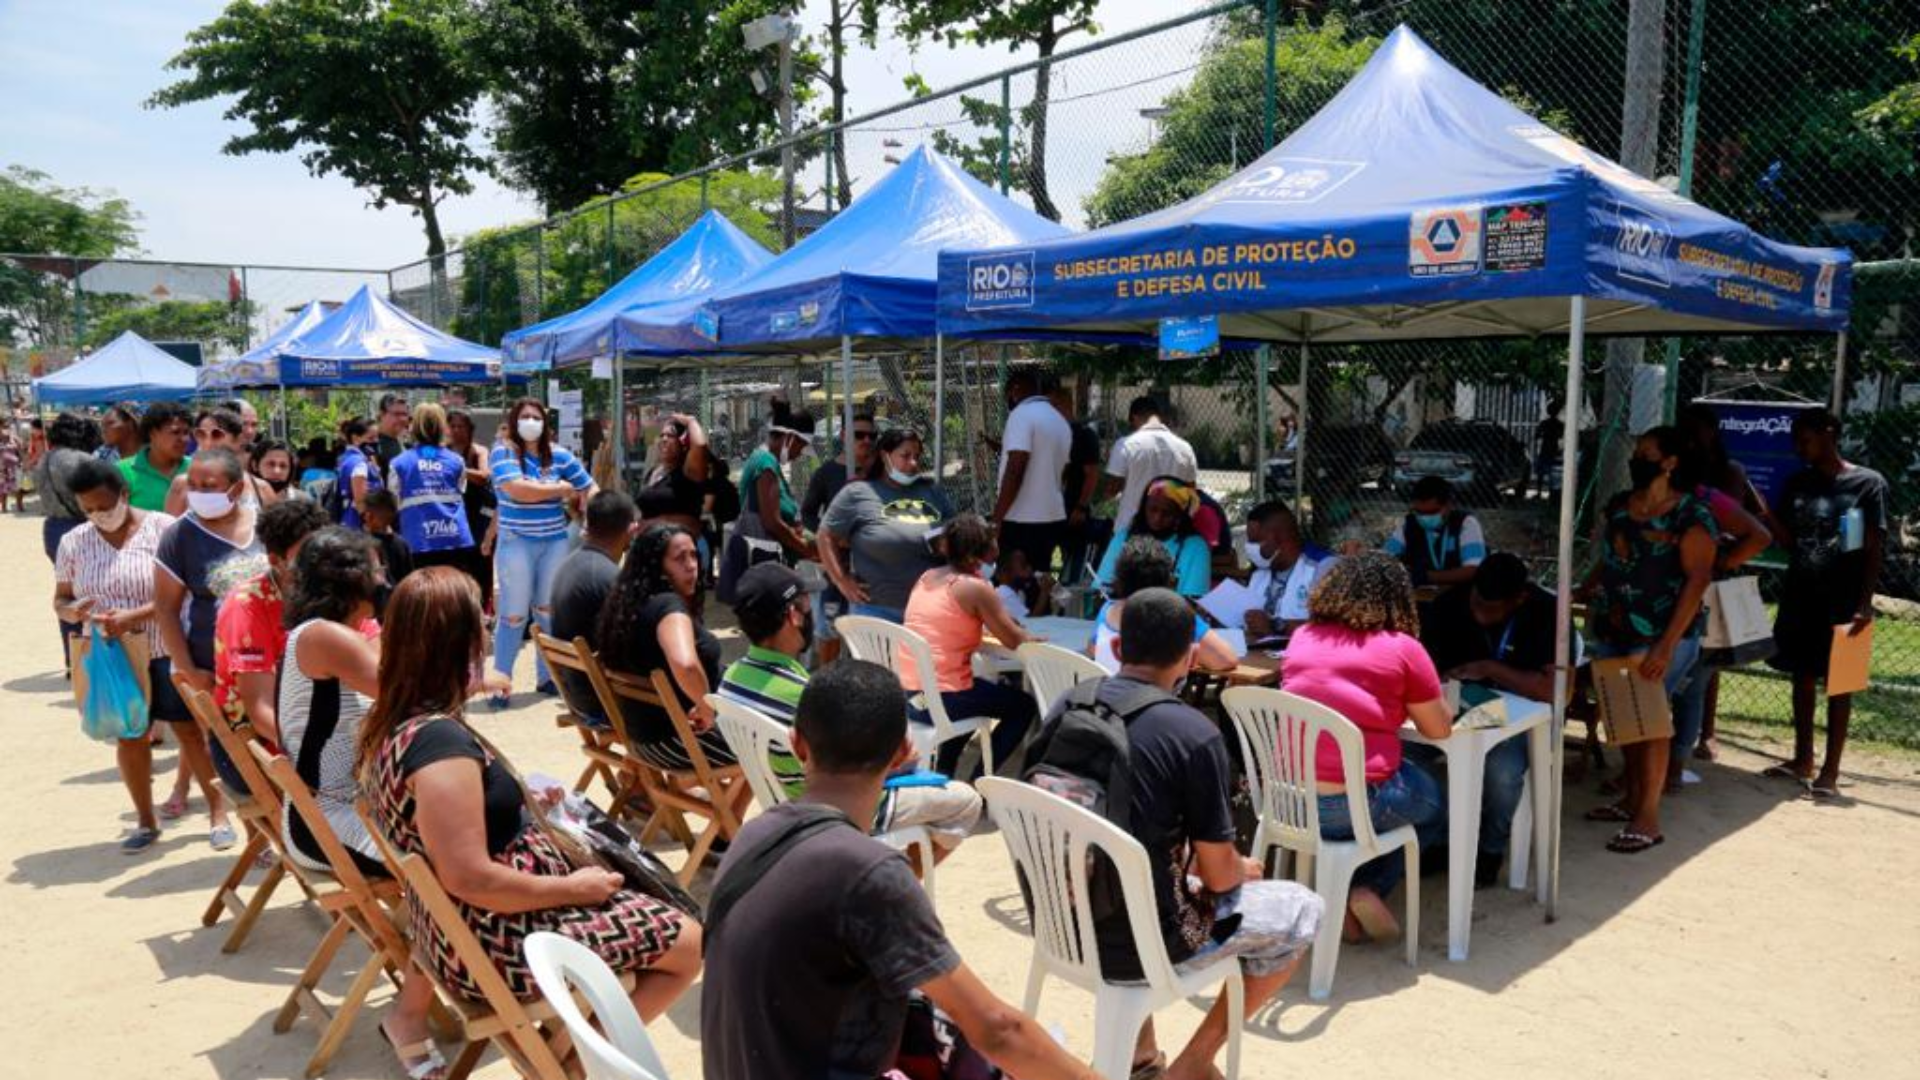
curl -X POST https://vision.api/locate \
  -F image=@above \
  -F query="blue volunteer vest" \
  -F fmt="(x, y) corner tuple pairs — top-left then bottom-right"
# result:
(392, 446), (473, 553)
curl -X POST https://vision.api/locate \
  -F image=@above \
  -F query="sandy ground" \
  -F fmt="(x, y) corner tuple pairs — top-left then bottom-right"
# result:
(3, 509), (1918, 1080)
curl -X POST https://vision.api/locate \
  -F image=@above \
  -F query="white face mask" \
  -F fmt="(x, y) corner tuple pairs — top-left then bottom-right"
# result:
(187, 487), (237, 520)
(87, 502), (129, 533)
(516, 417), (545, 443)
(1243, 539), (1274, 569)
(978, 561), (997, 580)
(886, 466), (918, 486)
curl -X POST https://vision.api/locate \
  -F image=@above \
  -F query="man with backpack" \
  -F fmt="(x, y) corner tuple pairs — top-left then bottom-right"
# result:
(1025, 588), (1322, 1080)
(701, 659), (1097, 1080)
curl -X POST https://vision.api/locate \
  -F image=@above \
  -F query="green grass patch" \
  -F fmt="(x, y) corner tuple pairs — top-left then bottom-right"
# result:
(1716, 616), (1920, 750)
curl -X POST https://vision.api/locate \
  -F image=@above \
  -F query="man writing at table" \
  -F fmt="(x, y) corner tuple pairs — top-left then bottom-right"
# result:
(1413, 552), (1560, 886)
(1241, 500), (1336, 646)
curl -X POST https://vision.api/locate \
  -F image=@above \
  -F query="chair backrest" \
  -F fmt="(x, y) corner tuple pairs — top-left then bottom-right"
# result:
(1220, 687), (1381, 851)
(531, 628), (609, 725)
(707, 694), (793, 811)
(976, 776), (1181, 994)
(835, 615), (952, 733)
(523, 932), (673, 1080)
(176, 676), (281, 816)
(596, 665), (725, 780)
(1016, 641), (1107, 717)
(248, 742), (389, 902)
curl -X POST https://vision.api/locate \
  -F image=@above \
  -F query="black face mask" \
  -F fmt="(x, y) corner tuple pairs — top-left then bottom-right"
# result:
(1628, 458), (1664, 490)
(798, 609), (815, 652)
(266, 477), (291, 492)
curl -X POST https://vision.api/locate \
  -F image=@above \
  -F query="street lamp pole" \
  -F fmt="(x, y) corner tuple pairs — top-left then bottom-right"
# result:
(778, 28), (796, 248)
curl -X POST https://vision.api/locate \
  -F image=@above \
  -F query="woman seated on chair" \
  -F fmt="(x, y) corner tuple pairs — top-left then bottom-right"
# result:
(357, 568), (702, 1023)
(597, 523), (737, 772)
(900, 513), (1037, 775)
(1093, 475), (1213, 599)
(1280, 552), (1451, 944)
(276, 526), (443, 1079)
(1090, 536), (1240, 676)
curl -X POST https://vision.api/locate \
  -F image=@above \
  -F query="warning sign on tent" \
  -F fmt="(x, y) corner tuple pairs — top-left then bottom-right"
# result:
(1409, 206), (1482, 278)
(1485, 202), (1548, 273)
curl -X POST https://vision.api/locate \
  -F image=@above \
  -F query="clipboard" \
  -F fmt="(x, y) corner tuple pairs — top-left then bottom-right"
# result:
(1590, 655), (1673, 746)
(1827, 623), (1874, 697)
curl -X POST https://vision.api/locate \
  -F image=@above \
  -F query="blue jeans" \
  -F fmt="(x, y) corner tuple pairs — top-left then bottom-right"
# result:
(493, 531), (570, 686)
(916, 677), (1036, 777)
(1404, 737), (1530, 860)
(1317, 758), (1447, 899)
(1671, 651), (1713, 761)
(849, 602), (905, 623)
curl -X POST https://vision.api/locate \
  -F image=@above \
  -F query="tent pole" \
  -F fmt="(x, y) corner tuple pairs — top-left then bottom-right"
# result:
(1831, 331), (1849, 414)
(934, 334), (946, 484)
(1295, 318), (1310, 520)
(841, 335), (855, 474)
(611, 354), (626, 487)
(1254, 345), (1269, 501)
(1549, 294), (1587, 923)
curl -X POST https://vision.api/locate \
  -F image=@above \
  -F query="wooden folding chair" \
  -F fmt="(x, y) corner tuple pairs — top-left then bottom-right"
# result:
(176, 676), (312, 953)
(582, 660), (750, 887)
(530, 628), (624, 801)
(249, 743), (413, 1079)
(357, 805), (606, 1080)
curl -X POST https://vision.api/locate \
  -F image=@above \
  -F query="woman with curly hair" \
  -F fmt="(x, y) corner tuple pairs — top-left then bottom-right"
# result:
(1092, 475), (1212, 598)
(597, 523), (735, 771)
(1281, 551), (1451, 942)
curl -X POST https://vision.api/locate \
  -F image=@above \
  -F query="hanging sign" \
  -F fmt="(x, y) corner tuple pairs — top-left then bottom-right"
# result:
(1158, 315), (1219, 361)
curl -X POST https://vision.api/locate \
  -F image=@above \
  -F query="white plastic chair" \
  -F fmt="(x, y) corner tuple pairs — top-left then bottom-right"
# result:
(707, 693), (938, 895)
(1221, 687), (1419, 999)
(1016, 640), (1107, 717)
(977, 777), (1244, 1080)
(836, 615), (996, 775)
(522, 931), (673, 1080)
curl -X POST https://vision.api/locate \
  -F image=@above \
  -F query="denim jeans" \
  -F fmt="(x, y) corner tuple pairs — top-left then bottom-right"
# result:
(1404, 737), (1529, 860)
(915, 677), (1036, 777)
(1671, 648), (1713, 761)
(849, 601), (905, 624)
(1317, 757), (1448, 899)
(493, 530), (570, 686)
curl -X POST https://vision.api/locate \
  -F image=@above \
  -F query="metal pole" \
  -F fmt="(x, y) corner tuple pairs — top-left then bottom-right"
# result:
(822, 357), (835, 470)
(239, 265), (252, 351)
(605, 201), (617, 290)
(1662, 0), (1708, 421)
(1549, 294), (1589, 922)
(841, 335), (856, 473)
(72, 256), (84, 347)
(700, 173), (711, 213)
(1263, 0), (1278, 150)
(1831, 331), (1849, 414)
(611, 355), (626, 483)
(779, 30), (796, 249)
(998, 75), (1012, 194)
(934, 334), (946, 483)
(1294, 318), (1310, 518)
(1254, 345), (1270, 500)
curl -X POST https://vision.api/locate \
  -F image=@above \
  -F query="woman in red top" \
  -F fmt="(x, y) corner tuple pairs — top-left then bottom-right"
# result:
(1281, 552), (1452, 942)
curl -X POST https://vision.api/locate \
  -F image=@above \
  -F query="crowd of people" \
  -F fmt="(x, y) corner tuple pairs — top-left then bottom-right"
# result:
(32, 375), (1885, 1080)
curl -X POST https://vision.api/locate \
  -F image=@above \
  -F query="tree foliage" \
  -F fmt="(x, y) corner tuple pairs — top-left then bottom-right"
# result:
(82, 299), (253, 353)
(0, 167), (140, 349)
(149, 0), (489, 259)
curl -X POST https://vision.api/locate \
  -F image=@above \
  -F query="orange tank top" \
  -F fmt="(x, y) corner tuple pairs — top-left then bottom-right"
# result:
(902, 570), (981, 694)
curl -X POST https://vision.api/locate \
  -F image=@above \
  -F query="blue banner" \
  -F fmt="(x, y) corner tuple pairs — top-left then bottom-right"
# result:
(1159, 315), (1219, 360)
(1702, 399), (1817, 513)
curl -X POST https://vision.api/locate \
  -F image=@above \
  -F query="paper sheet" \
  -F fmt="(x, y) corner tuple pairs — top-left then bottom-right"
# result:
(1827, 622), (1874, 696)
(1197, 578), (1262, 629)
(1213, 628), (1248, 657)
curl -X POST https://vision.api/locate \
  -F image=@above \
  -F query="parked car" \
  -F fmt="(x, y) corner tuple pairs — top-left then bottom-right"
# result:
(1393, 419), (1531, 501)
(1265, 421), (1396, 496)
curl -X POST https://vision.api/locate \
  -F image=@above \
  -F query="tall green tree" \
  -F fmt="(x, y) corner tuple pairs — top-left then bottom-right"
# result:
(82, 299), (253, 353)
(472, 0), (799, 213)
(149, 0), (489, 261)
(863, 0), (1100, 221)
(0, 167), (140, 349)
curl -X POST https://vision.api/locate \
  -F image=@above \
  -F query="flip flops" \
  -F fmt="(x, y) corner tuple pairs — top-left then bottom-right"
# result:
(1606, 830), (1664, 854)
(382, 1019), (448, 1080)
(159, 793), (189, 820)
(1584, 804), (1633, 823)
(1809, 780), (1843, 801)
(1761, 762), (1812, 782)
(1129, 1052), (1168, 1080)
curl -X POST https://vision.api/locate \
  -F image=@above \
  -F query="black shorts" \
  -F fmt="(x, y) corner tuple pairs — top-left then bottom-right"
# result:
(1767, 574), (1861, 680)
(997, 519), (1065, 577)
(148, 658), (192, 724)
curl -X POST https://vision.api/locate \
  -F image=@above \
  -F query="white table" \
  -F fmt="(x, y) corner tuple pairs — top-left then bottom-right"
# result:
(1400, 688), (1552, 961)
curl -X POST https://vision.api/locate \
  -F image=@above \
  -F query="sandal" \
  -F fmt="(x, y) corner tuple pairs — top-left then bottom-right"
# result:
(1809, 781), (1842, 801)
(1584, 804), (1632, 823)
(1129, 1052), (1167, 1080)
(159, 793), (189, 820)
(1761, 762), (1811, 782)
(382, 1018), (448, 1080)
(1606, 829), (1665, 854)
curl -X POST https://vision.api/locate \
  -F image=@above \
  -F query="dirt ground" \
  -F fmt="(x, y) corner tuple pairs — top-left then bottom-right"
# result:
(3, 510), (1916, 1080)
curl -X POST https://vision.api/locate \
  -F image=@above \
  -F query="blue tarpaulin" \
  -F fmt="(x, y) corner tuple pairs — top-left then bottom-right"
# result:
(275, 285), (503, 386)
(501, 210), (775, 372)
(198, 299), (333, 391)
(622, 145), (1073, 356)
(34, 331), (199, 404)
(936, 25), (1851, 343)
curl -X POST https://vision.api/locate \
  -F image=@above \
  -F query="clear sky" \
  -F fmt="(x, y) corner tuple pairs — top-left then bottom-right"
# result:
(0, 0), (1209, 272)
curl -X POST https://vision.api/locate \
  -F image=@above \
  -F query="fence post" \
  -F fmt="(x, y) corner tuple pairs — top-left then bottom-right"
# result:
(1257, 0), (1278, 504)
(1663, 0), (1708, 421)
(72, 256), (84, 348)
(605, 200), (617, 290)
(700, 172), (710, 212)
(239, 265), (252, 351)
(1263, 0), (1278, 150)
(534, 226), (547, 320)
(998, 74), (1012, 195)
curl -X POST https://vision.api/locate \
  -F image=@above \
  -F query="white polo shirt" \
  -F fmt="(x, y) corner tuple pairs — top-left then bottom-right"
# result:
(1106, 419), (1197, 524)
(999, 395), (1072, 523)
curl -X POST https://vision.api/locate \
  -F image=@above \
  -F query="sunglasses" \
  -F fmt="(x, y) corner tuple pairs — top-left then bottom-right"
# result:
(852, 429), (876, 441)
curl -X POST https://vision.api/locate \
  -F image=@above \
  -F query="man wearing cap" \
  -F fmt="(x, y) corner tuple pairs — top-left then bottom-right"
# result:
(719, 409), (817, 604)
(719, 562), (981, 860)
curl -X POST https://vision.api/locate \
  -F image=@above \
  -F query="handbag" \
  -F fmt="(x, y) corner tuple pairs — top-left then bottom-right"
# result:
(76, 624), (150, 743)
(887, 992), (1000, 1080)
(1700, 576), (1776, 667)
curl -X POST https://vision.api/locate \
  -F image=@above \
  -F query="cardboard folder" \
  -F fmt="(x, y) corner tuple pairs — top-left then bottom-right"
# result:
(1827, 623), (1875, 697)
(1590, 655), (1673, 746)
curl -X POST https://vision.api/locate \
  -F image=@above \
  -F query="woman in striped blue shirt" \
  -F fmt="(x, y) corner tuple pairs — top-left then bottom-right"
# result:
(488, 398), (596, 707)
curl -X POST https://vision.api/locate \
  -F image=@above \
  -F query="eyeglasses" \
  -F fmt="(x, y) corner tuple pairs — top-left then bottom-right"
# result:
(852, 429), (876, 441)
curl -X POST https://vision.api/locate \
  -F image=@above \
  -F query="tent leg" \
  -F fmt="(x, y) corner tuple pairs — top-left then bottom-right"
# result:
(611, 354), (626, 487)
(1295, 331), (1310, 520)
(841, 335), (855, 468)
(1254, 345), (1269, 501)
(1831, 331), (1848, 414)
(1549, 294), (1587, 923)
(933, 335), (945, 484)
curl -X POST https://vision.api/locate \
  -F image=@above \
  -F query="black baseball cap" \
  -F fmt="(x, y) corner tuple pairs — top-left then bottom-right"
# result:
(732, 562), (814, 619)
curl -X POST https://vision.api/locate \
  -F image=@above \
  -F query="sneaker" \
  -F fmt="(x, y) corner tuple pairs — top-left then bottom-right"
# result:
(121, 827), (161, 854)
(487, 692), (512, 712)
(535, 680), (558, 697)
(209, 824), (238, 851)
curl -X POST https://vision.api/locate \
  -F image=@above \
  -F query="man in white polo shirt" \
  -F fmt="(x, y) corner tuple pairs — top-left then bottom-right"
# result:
(991, 368), (1073, 576)
(1104, 395), (1198, 525)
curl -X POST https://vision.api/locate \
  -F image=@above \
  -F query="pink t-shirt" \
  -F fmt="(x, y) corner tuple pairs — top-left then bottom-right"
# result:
(1281, 624), (1444, 784)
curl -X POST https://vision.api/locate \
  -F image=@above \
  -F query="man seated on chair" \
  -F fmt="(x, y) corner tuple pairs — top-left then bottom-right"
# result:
(547, 490), (638, 726)
(702, 659), (1098, 1080)
(1240, 499), (1336, 646)
(1094, 588), (1323, 1080)
(1414, 552), (1561, 886)
(718, 562), (981, 861)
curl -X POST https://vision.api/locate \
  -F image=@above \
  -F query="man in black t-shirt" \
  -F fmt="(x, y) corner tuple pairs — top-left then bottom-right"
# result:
(701, 660), (1096, 1080)
(1766, 409), (1889, 797)
(1091, 589), (1321, 1080)
(1416, 553), (1559, 883)
(547, 492), (637, 720)
(1052, 383), (1103, 585)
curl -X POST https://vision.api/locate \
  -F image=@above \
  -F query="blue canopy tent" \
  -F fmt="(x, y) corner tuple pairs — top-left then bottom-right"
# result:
(275, 284), (503, 386)
(617, 145), (1075, 459)
(34, 330), (199, 404)
(500, 209), (775, 374)
(198, 299), (332, 392)
(935, 25), (1853, 926)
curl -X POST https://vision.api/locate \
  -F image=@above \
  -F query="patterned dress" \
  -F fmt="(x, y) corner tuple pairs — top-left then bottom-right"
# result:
(366, 713), (685, 1000)
(1588, 490), (1717, 647)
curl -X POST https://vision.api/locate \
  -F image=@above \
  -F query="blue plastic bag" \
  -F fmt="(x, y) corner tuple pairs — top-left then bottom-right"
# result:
(80, 624), (149, 742)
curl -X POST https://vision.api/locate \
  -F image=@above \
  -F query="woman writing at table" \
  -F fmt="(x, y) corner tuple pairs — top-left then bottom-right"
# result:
(1282, 552), (1450, 943)
(1091, 536), (1240, 675)
(1094, 476), (1212, 598)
